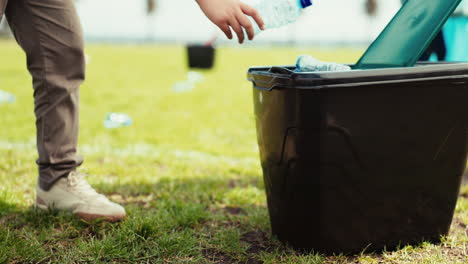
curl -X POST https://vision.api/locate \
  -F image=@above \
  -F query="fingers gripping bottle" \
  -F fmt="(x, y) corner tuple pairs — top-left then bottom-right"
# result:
(246, 0), (313, 34)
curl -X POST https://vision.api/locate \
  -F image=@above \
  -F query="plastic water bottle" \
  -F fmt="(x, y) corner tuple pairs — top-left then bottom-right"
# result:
(245, 0), (313, 34)
(103, 113), (133, 129)
(172, 71), (205, 93)
(295, 55), (352, 72)
(0, 90), (16, 105)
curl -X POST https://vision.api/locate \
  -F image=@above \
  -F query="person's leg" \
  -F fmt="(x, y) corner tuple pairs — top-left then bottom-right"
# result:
(5, 0), (83, 191)
(5, 0), (125, 221)
(419, 31), (446, 61)
(0, 0), (7, 21)
(419, 47), (433, 61)
(432, 31), (447, 61)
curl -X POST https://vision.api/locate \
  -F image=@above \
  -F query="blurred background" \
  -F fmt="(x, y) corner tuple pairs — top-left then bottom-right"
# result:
(0, 0), (401, 46)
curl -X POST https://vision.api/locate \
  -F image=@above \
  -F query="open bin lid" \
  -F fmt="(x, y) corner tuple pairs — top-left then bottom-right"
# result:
(247, 63), (468, 91)
(355, 0), (462, 69)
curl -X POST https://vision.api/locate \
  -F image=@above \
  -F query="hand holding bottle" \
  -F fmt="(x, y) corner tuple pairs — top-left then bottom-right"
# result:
(196, 0), (265, 44)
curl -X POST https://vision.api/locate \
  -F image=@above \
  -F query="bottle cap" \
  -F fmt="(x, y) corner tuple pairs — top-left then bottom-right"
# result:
(299, 0), (312, 8)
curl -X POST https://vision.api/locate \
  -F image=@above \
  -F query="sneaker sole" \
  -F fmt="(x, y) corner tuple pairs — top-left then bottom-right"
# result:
(35, 196), (49, 210)
(76, 212), (126, 222)
(36, 196), (126, 222)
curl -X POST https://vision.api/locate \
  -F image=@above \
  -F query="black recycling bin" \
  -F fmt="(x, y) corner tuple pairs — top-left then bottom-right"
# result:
(247, 63), (468, 253)
(187, 44), (215, 69)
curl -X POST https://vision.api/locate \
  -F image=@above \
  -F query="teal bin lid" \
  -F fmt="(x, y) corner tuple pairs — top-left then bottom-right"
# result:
(355, 0), (462, 69)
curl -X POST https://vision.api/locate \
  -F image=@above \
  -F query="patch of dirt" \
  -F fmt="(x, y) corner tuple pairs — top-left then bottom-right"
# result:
(202, 248), (263, 264)
(199, 219), (244, 231)
(228, 179), (240, 189)
(202, 248), (239, 264)
(322, 256), (360, 264)
(240, 230), (272, 255)
(227, 179), (260, 189)
(208, 206), (246, 216)
(0, 214), (19, 226)
(199, 226), (272, 263)
(47, 240), (72, 253)
(451, 218), (467, 231)
(439, 244), (468, 260)
(218, 219), (243, 229)
(80, 226), (104, 239)
(224, 206), (245, 215)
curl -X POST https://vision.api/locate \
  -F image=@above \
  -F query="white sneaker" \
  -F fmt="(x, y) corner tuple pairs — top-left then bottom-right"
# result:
(35, 171), (126, 222)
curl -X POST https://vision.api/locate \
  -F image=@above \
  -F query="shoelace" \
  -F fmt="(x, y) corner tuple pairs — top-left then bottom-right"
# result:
(67, 171), (107, 201)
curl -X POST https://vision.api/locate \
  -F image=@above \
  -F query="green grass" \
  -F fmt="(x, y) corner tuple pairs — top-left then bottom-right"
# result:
(0, 39), (467, 263)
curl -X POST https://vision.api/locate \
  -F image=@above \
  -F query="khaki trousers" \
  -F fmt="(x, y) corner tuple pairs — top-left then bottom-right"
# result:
(0, 0), (85, 190)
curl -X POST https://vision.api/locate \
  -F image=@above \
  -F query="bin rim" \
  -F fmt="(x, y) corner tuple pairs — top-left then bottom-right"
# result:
(247, 62), (468, 91)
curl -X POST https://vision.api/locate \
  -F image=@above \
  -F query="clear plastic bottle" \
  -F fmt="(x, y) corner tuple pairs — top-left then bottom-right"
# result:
(295, 55), (352, 72)
(103, 113), (133, 129)
(0, 90), (16, 105)
(245, 0), (313, 34)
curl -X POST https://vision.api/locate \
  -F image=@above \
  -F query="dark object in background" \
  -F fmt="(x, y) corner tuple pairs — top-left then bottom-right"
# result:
(420, 31), (447, 61)
(365, 0), (378, 16)
(247, 63), (468, 253)
(187, 45), (215, 69)
(147, 0), (156, 15)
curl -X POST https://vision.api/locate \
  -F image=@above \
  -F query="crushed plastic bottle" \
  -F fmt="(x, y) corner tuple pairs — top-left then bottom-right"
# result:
(244, 0), (312, 34)
(103, 113), (133, 129)
(187, 71), (204, 83)
(295, 55), (352, 72)
(172, 81), (195, 93)
(0, 90), (16, 105)
(172, 71), (205, 93)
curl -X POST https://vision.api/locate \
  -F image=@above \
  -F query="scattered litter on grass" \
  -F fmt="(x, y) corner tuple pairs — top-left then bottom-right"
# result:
(187, 71), (204, 83)
(0, 90), (16, 105)
(103, 112), (133, 129)
(172, 71), (205, 93)
(0, 140), (258, 167)
(172, 81), (195, 93)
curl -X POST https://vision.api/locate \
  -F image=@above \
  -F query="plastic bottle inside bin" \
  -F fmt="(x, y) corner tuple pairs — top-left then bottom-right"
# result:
(295, 55), (352, 72)
(244, 0), (313, 34)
